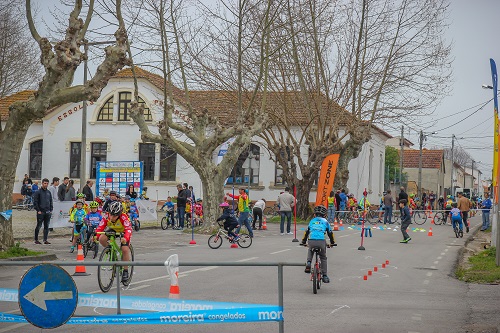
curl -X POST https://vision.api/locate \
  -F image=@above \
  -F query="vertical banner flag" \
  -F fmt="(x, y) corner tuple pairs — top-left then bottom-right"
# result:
(315, 154), (340, 207)
(490, 59), (499, 203)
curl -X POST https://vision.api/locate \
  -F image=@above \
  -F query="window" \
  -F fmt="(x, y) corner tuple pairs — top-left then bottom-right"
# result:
(91, 142), (107, 179)
(139, 143), (155, 180)
(227, 144), (260, 185)
(275, 146), (291, 185)
(29, 140), (43, 179)
(118, 92), (152, 122)
(160, 144), (177, 181)
(69, 142), (81, 178)
(97, 97), (113, 121)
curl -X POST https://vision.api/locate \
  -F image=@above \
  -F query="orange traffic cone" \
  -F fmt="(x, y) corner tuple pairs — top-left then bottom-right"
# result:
(73, 244), (91, 276)
(431, 217), (435, 224)
(169, 271), (180, 299)
(339, 219), (343, 227)
(428, 227), (433, 237)
(262, 216), (267, 230)
(333, 221), (339, 231)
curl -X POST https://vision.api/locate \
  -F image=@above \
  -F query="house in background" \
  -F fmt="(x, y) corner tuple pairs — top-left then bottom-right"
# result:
(400, 149), (445, 196)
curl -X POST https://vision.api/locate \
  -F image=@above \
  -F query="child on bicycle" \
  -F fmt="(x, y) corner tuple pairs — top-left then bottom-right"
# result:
(300, 205), (336, 283)
(450, 202), (463, 235)
(85, 201), (102, 243)
(161, 196), (176, 227)
(216, 202), (239, 241)
(194, 198), (203, 226)
(128, 198), (140, 225)
(70, 200), (87, 253)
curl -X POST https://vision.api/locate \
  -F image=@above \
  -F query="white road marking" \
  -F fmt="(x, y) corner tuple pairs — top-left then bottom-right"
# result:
(411, 316), (422, 321)
(440, 252), (446, 256)
(426, 272), (433, 277)
(330, 305), (350, 314)
(270, 249), (291, 254)
(423, 280), (429, 285)
(418, 289), (427, 293)
(444, 249), (449, 252)
(338, 275), (362, 281)
(437, 256), (442, 260)
(430, 266), (436, 269)
(433, 261), (439, 264)
(127, 284), (150, 291)
(236, 257), (259, 262)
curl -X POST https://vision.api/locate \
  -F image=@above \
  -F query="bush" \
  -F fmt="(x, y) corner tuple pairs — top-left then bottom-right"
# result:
(0, 242), (45, 259)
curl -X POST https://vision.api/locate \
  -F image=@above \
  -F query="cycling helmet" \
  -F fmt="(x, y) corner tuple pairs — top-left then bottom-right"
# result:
(313, 205), (328, 217)
(89, 201), (99, 208)
(409, 193), (415, 198)
(75, 199), (84, 205)
(219, 202), (229, 208)
(348, 193), (354, 198)
(125, 195), (131, 200)
(108, 201), (123, 215)
(77, 193), (85, 198)
(447, 195), (451, 199)
(196, 198), (202, 202)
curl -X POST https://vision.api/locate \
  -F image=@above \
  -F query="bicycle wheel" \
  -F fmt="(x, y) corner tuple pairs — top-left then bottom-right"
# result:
(367, 211), (378, 225)
(312, 265), (318, 294)
(208, 234), (223, 249)
(433, 212), (443, 225)
(134, 220), (140, 232)
(237, 234), (252, 248)
(122, 244), (134, 286)
(98, 246), (116, 293)
(317, 271), (322, 290)
(27, 203), (34, 211)
(161, 216), (168, 230)
(413, 211), (427, 225)
(263, 207), (273, 217)
(454, 227), (460, 238)
(93, 241), (99, 259)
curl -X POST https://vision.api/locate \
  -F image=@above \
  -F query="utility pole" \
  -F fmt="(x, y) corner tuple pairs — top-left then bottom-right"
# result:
(399, 126), (404, 186)
(471, 159), (475, 192)
(418, 130), (424, 199)
(450, 135), (455, 196)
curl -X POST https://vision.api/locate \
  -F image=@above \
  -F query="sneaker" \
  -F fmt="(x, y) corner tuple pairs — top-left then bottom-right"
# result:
(233, 236), (240, 242)
(70, 246), (75, 253)
(400, 239), (408, 243)
(406, 237), (411, 243)
(286, 232), (293, 235)
(34, 240), (41, 245)
(280, 233), (285, 236)
(121, 270), (129, 283)
(43, 241), (51, 245)
(304, 262), (311, 273)
(322, 275), (330, 283)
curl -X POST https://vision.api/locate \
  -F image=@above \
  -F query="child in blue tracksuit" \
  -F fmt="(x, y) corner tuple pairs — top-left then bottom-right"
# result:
(450, 202), (463, 235)
(85, 201), (102, 243)
(399, 199), (412, 243)
(216, 202), (239, 241)
(161, 197), (176, 227)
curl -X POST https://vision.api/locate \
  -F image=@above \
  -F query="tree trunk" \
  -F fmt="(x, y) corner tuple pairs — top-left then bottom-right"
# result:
(0, 121), (31, 250)
(295, 180), (315, 219)
(334, 132), (371, 191)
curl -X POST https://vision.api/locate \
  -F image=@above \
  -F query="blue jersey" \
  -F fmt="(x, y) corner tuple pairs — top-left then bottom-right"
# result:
(306, 217), (332, 240)
(450, 208), (461, 221)
(71, 209), (86, 225)
(162, 201), (175, 211)
(86, 211), (103, 227)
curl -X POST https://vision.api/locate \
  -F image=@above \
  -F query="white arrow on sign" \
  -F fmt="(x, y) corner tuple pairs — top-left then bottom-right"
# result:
(23, 281), (73, 311)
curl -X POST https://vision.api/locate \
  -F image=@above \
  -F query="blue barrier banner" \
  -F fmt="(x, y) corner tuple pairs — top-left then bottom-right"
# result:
(0, 306), (283, 324)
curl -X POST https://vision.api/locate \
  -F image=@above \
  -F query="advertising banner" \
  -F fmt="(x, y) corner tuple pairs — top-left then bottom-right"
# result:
(315, 154), (340, 207)
(96, 161), (143, 197)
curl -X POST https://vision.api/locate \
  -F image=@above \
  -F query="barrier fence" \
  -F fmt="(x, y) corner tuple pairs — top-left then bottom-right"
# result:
(0, 260), (303, 333)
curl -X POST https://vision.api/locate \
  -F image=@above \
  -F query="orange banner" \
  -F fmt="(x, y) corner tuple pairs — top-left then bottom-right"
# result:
(315, 154), (340, 207)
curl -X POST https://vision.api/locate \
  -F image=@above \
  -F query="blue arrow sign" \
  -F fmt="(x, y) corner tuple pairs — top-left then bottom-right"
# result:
(18, 264), (78, 329)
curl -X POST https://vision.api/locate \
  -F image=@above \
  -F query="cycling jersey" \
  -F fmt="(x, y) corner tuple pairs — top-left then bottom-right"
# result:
(70, 209), (86, 225)
(129, 205), (139, 219)
(85, 211), (103, 227)
(95, 213), (133, 242)
(450, 208), (461, 221)
(69, 203), (89, 215)
(303, 217), (335, 242)
(327, 196), (335, 207)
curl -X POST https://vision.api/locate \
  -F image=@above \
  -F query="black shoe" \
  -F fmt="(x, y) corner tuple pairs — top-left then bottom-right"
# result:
(304, 262), (311, 273)
(466, 226), (469, 233)
(44, 241), (51, 245)
(121, 270), (129, 283)
(322, 275), (330, 283)
(49, 228), (54, 232)
(34, 240), (41, 244)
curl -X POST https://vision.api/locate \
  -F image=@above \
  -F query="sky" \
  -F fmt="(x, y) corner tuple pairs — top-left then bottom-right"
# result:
(34, 0), (499, 177)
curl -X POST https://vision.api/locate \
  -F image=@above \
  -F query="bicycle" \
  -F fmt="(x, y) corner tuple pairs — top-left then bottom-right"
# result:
(433, 211), (447, 226)
(160, 209), (176, 230)
(96, 232), (135, 293)
(263, 203), (280, 218)
(208, 222), (252, 249)
(83, 222), (99, 259)
(16, 196), (34, 211)
(412, 210), (428, 225)
(301, 243), (333, 294)
(73, 222), (88, 256)
(452, 220), (463, 238)
(130, 215), (141, 231)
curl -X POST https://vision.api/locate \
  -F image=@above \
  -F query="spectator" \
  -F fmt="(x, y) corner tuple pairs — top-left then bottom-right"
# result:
(125, 184), (137, 199)
(20, 179), (30, 198)
(33, 178), (53, 245)
(276, 187), (295, 235)
(457, 192), (471, 233)
(49, 177), (60, 203)
(334, 190), (342, 215)
(383, 190), (394, 224)
(176, 184), (188, 230)
(252, 198), (266, 230)
(58, 177), (69, 201)
(23, 174), (33, 185)
(398, 186), (408, 214)
(188, 185), (196, 202)
(327, 190), (336, 223)
(480, 193), (492, 231)
(429, 191), (436, 210)
(82, 180), (95, 201)
(31, 180), (39, 193)
(339, 189), (347, 217)
(399, 199), (412, 243)
(227, 188), (254, 238)
(64, 179), (76, 201)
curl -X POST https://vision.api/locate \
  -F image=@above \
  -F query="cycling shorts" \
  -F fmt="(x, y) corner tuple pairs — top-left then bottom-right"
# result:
(73, 223), (84, 235)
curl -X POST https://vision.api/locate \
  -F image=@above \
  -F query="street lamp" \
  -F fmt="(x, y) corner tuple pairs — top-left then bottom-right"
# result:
(418, 130), (437, 199)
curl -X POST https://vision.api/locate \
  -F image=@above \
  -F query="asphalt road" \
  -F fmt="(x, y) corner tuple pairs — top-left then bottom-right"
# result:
(0, 216), (499, 333)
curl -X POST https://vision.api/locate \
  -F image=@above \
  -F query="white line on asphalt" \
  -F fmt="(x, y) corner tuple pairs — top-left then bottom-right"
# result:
(426, 272), (433, 277)
(418, 289), (427, 293)
(440, 252), (446, 256)
(430, 266), (436, 269)
(437, 256), (442, 260)
(433, 261), (439, 264)
(330, 305), (350, 314)
(338, 276), (362, 281)
(270, 249), (291, 254)
(423, 280), (429, 285)
(444, 249), (449, 252)
(127, 284), (151, 291)
(411, 315), (422, 321)
(0, 324), (27, 333)
(237, 257), (259, 262)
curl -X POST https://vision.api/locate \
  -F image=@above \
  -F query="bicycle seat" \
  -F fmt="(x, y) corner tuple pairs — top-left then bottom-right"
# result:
(311, 247), (322, 253)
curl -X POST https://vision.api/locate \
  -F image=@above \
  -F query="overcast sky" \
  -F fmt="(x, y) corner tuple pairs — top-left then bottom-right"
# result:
(36, 0), (499, 176)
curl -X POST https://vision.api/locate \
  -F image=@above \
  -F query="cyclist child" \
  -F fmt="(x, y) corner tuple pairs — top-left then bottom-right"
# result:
(161, 196), (176, 227)
(450, 202), (463, 236)
(347, 194), (357, 211)
(85, 201), (102, 245)
(128, 198), (140, 226)
(194, 198), (203, 226)
(216, 202), (240, 242)
(95, 201), (133, 283)
(70, 200), (87, 253)
(300, 205), (336, 283)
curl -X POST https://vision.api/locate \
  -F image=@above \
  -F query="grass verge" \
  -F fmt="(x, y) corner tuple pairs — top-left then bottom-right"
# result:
(0, 242), (45, 259)
(456, 247), (500, 284)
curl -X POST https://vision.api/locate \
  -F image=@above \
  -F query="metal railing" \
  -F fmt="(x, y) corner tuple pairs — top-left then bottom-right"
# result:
(1, 260), (303, 333)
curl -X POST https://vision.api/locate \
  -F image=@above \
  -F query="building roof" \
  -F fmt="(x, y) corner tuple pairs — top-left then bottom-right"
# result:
(0, 90), (36, 121)
(401, 149), (444, 169)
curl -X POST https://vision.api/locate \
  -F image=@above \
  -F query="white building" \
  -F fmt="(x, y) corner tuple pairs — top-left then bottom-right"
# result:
(4, 68), (390, 204)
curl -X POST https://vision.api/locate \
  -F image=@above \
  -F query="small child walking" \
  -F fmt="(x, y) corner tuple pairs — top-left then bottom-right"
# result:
(399, 199), (412, 243)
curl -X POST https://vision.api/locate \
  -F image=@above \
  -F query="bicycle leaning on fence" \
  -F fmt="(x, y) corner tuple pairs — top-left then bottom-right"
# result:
(208, 221), (252, 249)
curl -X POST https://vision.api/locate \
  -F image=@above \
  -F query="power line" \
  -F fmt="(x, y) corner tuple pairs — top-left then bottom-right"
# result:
(431, 98), (492, 132)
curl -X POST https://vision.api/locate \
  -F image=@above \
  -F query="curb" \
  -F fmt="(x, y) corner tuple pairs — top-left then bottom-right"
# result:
(0, 253), (57, 263)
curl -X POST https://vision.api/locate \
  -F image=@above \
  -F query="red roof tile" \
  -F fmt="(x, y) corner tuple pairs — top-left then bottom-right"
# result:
(0, 90), (36, 121)
(401, 149), (444, 169)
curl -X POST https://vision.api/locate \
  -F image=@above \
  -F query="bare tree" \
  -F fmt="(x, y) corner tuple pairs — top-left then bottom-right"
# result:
(122, 0), (275, 230)
(0, 0), (130, 250)
(258, 0), (452, 217)
(0, 1), (42, 96)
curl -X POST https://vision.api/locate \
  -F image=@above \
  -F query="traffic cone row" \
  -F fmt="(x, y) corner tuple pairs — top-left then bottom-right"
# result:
(73, 244), (90, 276)
(364, 260), (389, 281)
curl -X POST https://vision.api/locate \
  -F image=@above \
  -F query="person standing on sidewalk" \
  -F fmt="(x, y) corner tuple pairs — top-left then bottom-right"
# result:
(227, 188), (254, 238)
(457, 192), (471, 233)
(176, 184), (187, 230)
(48, 177), (60, 203)
(33, 178), (53, 245)
(480, 193), (492, 231)
(383, 190), (394, 224)
(58, 176), (69, 201)
(82, 180), (94, 201)
(277, 187), (295, 235)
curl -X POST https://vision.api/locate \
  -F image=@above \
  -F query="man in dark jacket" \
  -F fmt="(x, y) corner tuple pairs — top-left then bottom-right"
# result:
(33, 178), (53, 244)
(82, 180), (94, 201)
(398, 187), (408, 214)
(176, 184), (187, 229)
(58, 177), (69, 201)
